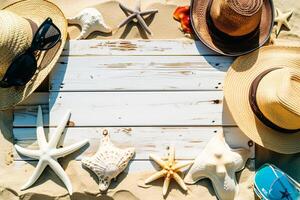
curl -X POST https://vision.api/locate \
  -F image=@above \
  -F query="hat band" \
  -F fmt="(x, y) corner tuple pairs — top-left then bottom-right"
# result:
(249, 68), (300, 133)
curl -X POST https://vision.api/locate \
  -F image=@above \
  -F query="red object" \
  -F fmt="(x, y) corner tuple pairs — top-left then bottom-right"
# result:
(173, 6), (189, 20)
(173, 6), (192, 34)
(181, 15), (192, 33)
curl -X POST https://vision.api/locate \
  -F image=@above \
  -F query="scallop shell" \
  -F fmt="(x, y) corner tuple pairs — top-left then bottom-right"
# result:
(68, 8), (112, 39)
(82, 130), (135, 191)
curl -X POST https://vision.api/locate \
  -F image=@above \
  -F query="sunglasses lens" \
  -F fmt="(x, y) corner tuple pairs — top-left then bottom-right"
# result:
(0, 52), (37, 87)
(33, 18), (61, 50)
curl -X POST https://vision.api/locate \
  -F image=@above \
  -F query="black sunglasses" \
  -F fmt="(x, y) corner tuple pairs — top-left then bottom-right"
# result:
(0, 17), (61, 88)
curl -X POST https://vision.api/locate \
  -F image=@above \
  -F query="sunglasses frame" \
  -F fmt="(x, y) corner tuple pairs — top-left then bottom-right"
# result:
(0, 17), (61, 88)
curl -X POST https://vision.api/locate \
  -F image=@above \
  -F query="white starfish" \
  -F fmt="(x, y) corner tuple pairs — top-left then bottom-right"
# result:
(68, 8), (112, 39)
(82, 129), (135, 192)
(117, 0), (158, 35)
(274, 8), (293, 37)
(184, 133), (251, 200)
(15, 106), (89, 194)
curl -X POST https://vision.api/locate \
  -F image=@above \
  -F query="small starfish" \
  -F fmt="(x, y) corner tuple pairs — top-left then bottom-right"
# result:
(15, 106), (89, 194)
(82, 129), (135, 192)
(144, 146), (193, 196)
(280, 188), (291, 199)
(184, 133), (251, 200)
(68, 8), (112, 39)
(117, 0), (158, 35)
(274, 8), (293, 37)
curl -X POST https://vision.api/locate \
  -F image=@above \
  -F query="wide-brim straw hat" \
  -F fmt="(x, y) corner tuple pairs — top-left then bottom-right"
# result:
(224, 46), (300, 154)
(190, 0), (274, 56)
(0, 0), (67, 110)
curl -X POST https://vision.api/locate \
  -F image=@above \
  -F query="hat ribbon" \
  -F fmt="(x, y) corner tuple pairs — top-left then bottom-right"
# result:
(249, 68), (300, 133)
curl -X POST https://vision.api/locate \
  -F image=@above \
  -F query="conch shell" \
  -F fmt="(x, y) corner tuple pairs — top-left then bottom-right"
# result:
(68, 8), (112, 39)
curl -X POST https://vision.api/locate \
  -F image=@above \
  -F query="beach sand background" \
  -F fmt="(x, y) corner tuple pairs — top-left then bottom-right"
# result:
(0, 0), (299, 199)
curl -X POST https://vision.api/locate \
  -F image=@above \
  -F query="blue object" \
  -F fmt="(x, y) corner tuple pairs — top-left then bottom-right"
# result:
(254, 163), (300, 200)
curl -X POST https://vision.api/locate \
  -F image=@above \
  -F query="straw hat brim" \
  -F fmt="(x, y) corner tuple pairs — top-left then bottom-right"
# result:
(190, 0), (274, 56)
(0, 0), (67, 110)
(224, 46), (300, 154)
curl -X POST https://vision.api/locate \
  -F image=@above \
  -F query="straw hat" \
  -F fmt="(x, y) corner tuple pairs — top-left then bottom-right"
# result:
(224, 46), (300, 154)
(0, 0), (67, 110)
(190, 0), (274, 56)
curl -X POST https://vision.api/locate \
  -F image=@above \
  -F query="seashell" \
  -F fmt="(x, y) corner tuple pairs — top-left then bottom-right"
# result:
(184, 133), (251, 200)
(82, 129), (135, 191)
(68, 8), (112, 39)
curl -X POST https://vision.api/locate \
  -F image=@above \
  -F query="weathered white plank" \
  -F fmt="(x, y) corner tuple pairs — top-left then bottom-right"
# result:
(14, 92), (234, 127)
(13, 127), (253, 161)
(51, 56), (231, 91)
(14, 106), (49, 127)
(13, 92), (235, 127)
(49, 92), (235, 127)
(62, 40), (217, 56)
(14, 93), (49, 127)
(56, 55), (232, 70)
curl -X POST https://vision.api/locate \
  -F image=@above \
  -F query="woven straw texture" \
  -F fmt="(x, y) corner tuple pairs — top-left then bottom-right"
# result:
(0, 11), (32, 79)
(224, 46), (300, 154)
(0, 0), (67, 110)
(256, 68), (300, 129)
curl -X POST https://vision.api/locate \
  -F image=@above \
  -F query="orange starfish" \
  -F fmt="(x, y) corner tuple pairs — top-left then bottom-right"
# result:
(145, 146), (193, 196)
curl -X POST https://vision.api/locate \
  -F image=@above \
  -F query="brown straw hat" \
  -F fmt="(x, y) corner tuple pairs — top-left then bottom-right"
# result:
(0, 0), (67, 110)
(190, 0), (274, 56)
(224, 46), (300, 154)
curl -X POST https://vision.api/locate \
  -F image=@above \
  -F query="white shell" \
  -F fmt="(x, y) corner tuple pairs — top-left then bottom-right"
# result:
(68, 8), (112, 39)
(82, 130), (135, 191)
(184, 133), (251, 200)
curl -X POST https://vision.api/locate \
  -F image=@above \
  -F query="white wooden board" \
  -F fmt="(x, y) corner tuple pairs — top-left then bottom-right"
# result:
(62, 40), (216, 56)
(48, 91), (235, 127)
(13, 127), (254, 161)
(14, 92), (234, 127)
(12, 39), (255, 183)
(14, 93), (49, 127)
(51, 56), (232, 91)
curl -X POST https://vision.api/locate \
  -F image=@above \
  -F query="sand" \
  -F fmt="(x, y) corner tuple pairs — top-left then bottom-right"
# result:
(0, 0), (299, 40)
(0, 157), (255, 200)
(0, 108), (256, 199)
(267, 0), (300, 47)
(62, 0), (300, 41)
(0, 0), (299, 199)
(51, 0), (191, 40)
